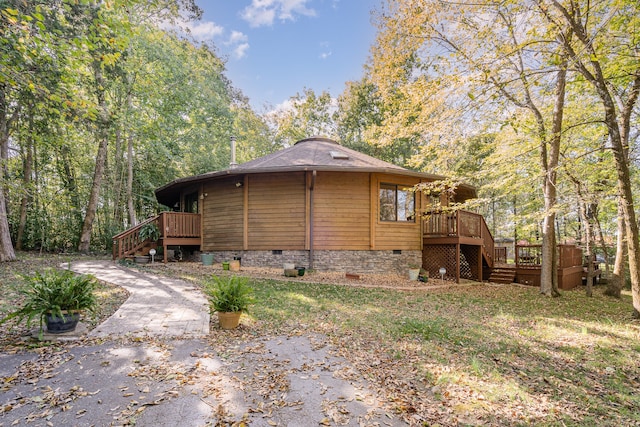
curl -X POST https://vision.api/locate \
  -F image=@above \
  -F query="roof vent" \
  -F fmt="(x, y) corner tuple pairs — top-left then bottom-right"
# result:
(330, 150), (349, 160)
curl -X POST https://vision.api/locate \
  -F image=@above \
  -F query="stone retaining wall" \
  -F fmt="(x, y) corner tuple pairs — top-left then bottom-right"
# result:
(199, 250), (422, 274)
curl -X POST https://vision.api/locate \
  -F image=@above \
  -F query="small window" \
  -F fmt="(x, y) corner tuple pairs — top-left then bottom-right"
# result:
(380, 183), (415, 222)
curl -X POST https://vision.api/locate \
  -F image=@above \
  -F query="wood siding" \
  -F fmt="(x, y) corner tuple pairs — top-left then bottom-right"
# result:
(372, 174), (422, 250)
(313, 172), (371, 250)
(248, 172), (306, 250)
(200, 171), (423, 252)
(202, 177), (244, 250)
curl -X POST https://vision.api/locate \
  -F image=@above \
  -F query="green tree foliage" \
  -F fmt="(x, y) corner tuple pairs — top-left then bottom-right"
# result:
(266, 88), (337, 147)
(1, 0), (271, 253)
(527, 0), (640, 312)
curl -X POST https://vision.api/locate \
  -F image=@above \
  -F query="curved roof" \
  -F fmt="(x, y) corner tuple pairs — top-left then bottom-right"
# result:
(155, 136), (476, 206)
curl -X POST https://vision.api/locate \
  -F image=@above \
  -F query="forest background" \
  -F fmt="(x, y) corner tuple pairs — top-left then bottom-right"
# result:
(1, 0), (639, 311)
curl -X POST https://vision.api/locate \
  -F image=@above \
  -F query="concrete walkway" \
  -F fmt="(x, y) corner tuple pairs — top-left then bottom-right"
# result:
(0, 261), (410, 426)
(69, 260), (209, 338)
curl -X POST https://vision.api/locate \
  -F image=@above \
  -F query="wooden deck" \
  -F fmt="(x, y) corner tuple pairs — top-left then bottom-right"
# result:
(489, 244), (596, 289)
(113, 212), (201, 263)
(422, 210), (494, 282)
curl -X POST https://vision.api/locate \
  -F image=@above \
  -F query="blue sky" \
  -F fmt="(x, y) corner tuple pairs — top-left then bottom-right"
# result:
(188, 0), (380, 112)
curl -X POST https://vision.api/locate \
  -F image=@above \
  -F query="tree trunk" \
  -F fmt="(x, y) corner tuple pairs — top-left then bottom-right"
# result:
(112, 126), (124, 228)
(78, 64), (110, 253)
(0, 86), (17, 261)
(59, 142), (83, 227)
(579, 200), (595, 297)
(605, 202), (625, 298)
(78, 130), (108, 253)
(539, 64), (566, 297)
(126, 130), (137, 227)
(617, 175), (640, 317)
(593, 204), (610, 280)
(16, 132), (33, 251)
(123, 80), (137, 228)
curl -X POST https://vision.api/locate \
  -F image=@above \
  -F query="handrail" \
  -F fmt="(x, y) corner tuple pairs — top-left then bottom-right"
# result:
(112, 216), (157, 240)
(112, 215), (159, 260)
(479, 214), (494, 268)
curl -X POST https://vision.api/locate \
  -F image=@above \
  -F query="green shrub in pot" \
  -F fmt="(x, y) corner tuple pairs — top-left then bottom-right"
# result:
(204, 275), (255, 313)
(203, 275), (255, 329)
(0, 268), (98, 334)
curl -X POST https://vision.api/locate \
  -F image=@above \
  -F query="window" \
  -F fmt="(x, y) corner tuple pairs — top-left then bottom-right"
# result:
(184, 192), (198, 213)
(380, 183), (415, 222)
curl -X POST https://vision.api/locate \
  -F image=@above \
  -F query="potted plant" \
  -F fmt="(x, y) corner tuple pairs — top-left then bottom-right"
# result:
(408, 264), (421, 281)
(139, 222), (160, 241)
(0, 268), (98, 335)
(203, 275), (255, 329)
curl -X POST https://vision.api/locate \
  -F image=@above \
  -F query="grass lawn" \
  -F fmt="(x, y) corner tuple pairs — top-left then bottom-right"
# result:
(1, 253), (639, 426)
(171, 266), (640, 426)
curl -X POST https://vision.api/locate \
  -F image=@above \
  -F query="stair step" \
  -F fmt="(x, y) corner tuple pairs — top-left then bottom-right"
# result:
(488, 267), (516, 284)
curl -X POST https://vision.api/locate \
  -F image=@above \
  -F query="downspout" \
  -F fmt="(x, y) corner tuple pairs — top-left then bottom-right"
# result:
(309, 170), (316, 269)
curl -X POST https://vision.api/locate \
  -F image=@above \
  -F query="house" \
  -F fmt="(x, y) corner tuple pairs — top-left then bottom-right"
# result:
(113, 136), (495, 282)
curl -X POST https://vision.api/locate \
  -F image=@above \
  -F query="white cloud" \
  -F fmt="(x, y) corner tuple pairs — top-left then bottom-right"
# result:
(233, 43), (250, 59)
(186, 21), (224, 41)
(319, 50), (332, 59)
(241, 0), (316, 27)
(229, 30), (248, 44)
(225, 31), (250, 59)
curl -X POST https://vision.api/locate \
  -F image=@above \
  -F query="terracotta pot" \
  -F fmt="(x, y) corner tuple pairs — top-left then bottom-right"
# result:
(229, 260), (240, 271)
(217, 311), (242, 329)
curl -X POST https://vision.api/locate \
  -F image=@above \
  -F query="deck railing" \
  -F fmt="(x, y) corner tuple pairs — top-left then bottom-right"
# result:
(423, 209), (494, 267)
(158, 212), (201, 238)
(515, 244), (583, 268)
(495, 247), (508, 264)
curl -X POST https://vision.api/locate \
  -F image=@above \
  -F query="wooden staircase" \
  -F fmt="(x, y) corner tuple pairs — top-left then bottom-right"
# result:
(112, 216), (159, 260)
(488, 267), (516, 284)
(113, 212), (202, 263)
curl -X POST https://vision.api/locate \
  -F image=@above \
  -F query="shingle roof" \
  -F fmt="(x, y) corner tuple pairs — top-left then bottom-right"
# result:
(155, 136), (475, 206)
(238, 136), (406, 171)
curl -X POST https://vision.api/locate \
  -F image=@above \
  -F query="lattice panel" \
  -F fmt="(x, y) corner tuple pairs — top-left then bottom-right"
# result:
(460, 245), (479, 280)
(423, 244), (457, 281)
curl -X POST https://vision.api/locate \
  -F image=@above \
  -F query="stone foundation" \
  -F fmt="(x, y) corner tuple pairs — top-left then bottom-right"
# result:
(199, 250), (422, 274)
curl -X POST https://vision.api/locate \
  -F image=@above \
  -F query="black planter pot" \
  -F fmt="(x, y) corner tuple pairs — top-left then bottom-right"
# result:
(45, 312), (80, 334)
